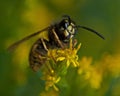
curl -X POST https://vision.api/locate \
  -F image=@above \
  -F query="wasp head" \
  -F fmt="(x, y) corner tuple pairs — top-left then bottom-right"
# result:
(56, 15), (78, 42)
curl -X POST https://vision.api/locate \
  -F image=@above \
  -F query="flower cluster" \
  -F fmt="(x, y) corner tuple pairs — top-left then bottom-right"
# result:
(41, 39), (81, 91)
(38, 39), (120, 95)
(78, 57), (102, 89)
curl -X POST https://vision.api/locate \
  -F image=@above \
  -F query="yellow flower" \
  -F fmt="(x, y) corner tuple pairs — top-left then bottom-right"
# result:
(41, 39), (81, 91)
(89, 68), (102, 89)
(78, 57), (102, 89)
(100, 54), (120, 76)
(78, 57), (92, 76)
(48, 39), (81, 68)
(44, 75), (61, 91)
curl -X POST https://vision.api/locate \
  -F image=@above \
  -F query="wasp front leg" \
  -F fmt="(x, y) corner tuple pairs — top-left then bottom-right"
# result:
(51, 29), (64, 49)
(72, 39), (78, 48)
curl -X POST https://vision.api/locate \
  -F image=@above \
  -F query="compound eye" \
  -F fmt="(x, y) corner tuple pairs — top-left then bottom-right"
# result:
(65, 22), (69, 29)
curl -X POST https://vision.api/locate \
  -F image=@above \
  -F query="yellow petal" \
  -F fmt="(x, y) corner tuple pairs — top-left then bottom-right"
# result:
(66, 60), (70, 67)
(56, 57), (65, 61)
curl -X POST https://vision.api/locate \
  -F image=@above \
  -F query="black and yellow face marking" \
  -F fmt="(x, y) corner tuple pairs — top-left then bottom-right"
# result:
(56, 16), (77, 42)
(63, 21), (76, 38)
(8, 15), (105, 71)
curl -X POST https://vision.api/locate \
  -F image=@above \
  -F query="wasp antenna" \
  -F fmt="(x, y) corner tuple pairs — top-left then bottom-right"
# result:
(77, 25), (105, 40)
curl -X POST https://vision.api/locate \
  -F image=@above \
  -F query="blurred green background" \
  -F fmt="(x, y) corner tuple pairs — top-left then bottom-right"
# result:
(0, 0), (120, 96)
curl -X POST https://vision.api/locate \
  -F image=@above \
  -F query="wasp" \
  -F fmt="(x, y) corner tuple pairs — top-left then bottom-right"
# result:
(8, 15), (105, 71)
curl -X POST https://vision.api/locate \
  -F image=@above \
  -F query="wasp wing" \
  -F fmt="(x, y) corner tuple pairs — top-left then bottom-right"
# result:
(7, 27), (50, 51)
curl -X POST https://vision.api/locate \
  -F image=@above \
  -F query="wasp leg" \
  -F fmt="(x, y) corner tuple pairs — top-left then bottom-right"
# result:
(39, 39), (55, 74)
(41, 38), (49, 52)
(41, 38), (57, 63)
(72, 39), (77, 48)
(52, 29), (64, 49)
